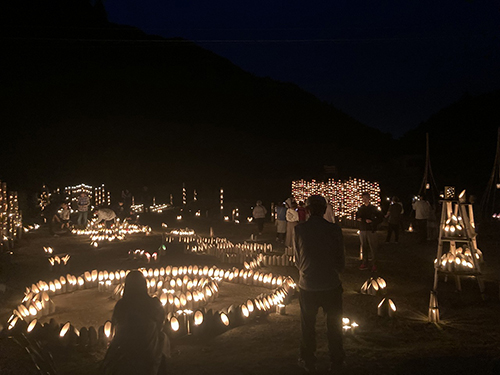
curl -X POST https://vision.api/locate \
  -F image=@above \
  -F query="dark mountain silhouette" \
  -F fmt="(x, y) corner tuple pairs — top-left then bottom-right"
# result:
(1, 1), (394, 201)
(391, 90), (500, 206)
(1, 1), (499, 209)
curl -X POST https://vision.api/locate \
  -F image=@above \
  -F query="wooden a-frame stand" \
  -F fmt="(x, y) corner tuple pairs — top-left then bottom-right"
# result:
(429, 195), (485, 322)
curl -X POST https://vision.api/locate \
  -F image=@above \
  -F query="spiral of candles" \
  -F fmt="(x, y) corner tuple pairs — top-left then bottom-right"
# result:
(2, 251), (298, 346)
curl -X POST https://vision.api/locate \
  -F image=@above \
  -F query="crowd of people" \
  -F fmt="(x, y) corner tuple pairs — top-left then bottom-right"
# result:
(42, 190), (136, 236)
(247, 192), (440, 373)
(40, 188), (440, 374)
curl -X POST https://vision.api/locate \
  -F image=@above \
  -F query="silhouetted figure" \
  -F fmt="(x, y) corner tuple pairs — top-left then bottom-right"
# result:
(114, 201), (131, 222)
(252, 200), (267, 235)
(285, 199), (299, 254)
(412, 195), (431, 243)
(275, 202), (287, 243)
(121, 189), (132, 213)
(43, 201), (63, 236)
(356, 192), (383, 272)
(77, 192), (90, 228)
(101, 270), (168, 375)
(297, 201), (307, 223)
(294, 195), (345, 373)
(385, 196), (403, 243)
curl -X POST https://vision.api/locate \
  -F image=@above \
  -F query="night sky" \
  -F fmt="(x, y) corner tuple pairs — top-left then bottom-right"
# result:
(103, 0), (500, 138)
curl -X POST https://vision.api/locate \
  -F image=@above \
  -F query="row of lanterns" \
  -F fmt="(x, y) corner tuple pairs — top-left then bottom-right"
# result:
(47, 253), (70, 272)
(4, 316), (114, 350)
(2, 251), (297, 345)
(181, 233), (279, 265)
(71, 220), (151, 247)
(442, 214), (466, 237)
(128, 249), (159, 263)
(435, 246), (483, 273)
(165, 278), (296, 339)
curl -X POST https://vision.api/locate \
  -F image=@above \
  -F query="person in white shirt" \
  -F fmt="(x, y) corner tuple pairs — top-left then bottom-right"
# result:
(94, 207), (117, 227)
(285, 200), (300, 254)
(412, 195), (431, 243)
(252, 200), (267, 235)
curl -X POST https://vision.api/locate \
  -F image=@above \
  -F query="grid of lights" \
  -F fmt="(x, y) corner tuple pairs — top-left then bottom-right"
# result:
(64, 183), (110, 208)
(291, 178), (381, 219)
(0, 181), (22, 247)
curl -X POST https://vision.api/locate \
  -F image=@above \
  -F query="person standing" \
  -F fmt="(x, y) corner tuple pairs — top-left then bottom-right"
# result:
(385, 196), (403, 243)
(58, 202), (71, 231)
(252, 200), (267, 235)
(297, 201), (307, 223)
(356, 192), (383, 271)
(275, 202), (287, 243)
(285, 200), (299, 255)
(294, 195), (345, 374)
(412, 195), (431, 243)
(77, 192), (90, 228)
(323, 199), (336, 223)
(121, 189), (132, 214)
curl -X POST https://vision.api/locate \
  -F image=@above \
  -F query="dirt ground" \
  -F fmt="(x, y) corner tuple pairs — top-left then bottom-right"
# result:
(1, 211), (500, 375)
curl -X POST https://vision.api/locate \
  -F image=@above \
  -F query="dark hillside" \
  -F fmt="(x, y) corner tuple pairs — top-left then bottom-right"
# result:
(1, 1), (394, 201)
(398, 91), (500, 198)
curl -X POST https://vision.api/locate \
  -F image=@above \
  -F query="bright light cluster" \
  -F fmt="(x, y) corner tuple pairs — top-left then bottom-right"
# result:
(64, 183), (110, 207)
(23, 223), (40, 233)
(184, 236), (275, 265)
(360, 277), (387, 296)
(72, 220), (151, 247)
(0, 181), (22, 245)
(443, 214), (465, 236)
(149, 203), (171, 213)
(128, 249), (158, 263)
(48, 254), (71, 270)
(435, 246), (483, 273)
(3, 253), (297, 343)
(182, 234), (297, 266)
(291, 178), (381, 219)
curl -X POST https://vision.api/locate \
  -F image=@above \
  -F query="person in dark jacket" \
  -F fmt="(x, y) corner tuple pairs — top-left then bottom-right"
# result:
(356, 192), (383, 272)
(385, 196), (404, 243)
(101, 270), (168, 375)
(294, 195), (345, 374)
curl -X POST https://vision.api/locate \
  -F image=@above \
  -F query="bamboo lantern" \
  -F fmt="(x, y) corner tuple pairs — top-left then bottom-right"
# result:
(428, 291), (440, 323)
(360, 277), (387, 296)
(189, 309), (206, 336)
(4, 315), (28, 336)
(218, 311), (231, 330)
(103, 320), (113, 342)
(166, 314), (183, 339)
(59, 322), (79, 347)
(26, 318), (43, 340)
(377, 298), (397, 318)
(276, 303), (287, 315)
